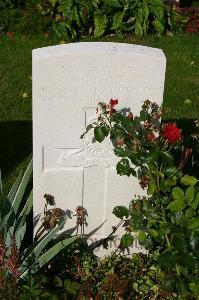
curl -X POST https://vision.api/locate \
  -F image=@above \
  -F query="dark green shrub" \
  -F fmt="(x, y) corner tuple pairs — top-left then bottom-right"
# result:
(82, 99), (199, 298)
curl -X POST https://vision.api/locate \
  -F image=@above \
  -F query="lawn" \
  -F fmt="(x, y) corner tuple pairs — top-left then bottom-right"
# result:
(0, 33), (198, 192)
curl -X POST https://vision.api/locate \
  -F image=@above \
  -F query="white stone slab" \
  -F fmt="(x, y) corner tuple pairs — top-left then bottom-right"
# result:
(32, 42), (166, 256)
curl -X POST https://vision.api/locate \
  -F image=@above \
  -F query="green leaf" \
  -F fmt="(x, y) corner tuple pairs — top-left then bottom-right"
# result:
(190, 192), (199, 209)
(15, 190), (33, 235)
(20, 236), (79, 279)
(185, 207), (196, 219)
(113, 206), (129, 219)
(116, 159), (135, 177)
(15, 222), (27, 251)
(172, 187), (185, 202)
(11, 159), (32, 215)
(152, 19), (164, 34)
(167, 186), (186, 212)
(2, 171), (23, 218)
(172, 233), (187, 252)
(53, 276), (63, 288)
(94, 14), (108, 37)
(143, 2), (149, 20)
(138, 231), (147, 243)
(164, 179), (176, 187)
(52, 22), (69, 38)
(181, 254), (196, 269)
(105, 0), (122, 8)
(148, 229), (158, 238)
(164, 166), (178, 177)
(149, 0), (164, 20)
(112, 11), (125, 30)
(160, 151), (174, 165)
(114, 148), (127, 157)
(185, 185), (195, 204)
(120, 233), (134, 247)
(64, 279), (80, 295)
(146, 150), (159, 163)
(189, 283), (199, 297)
(167, 199), (186, 212)
(94, 126), (105, 143)
(101, 125), (109, 137)
(137, 8), (143, 24)
(1, 160), (32, 234)
(187, 217), (199, 230)
(135, 21), (143, 37)
(147, 182), (156, 195)
(158, 252), (177, 270)
(20, 219), (66, 274)
(181, 175), (198, 186)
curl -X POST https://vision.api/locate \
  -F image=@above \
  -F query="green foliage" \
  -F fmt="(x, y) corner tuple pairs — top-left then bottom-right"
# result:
(1, 0), (197, 38)
(0, 161), (79, 287)
(27, 0), (168, 39)
(82, 99), (199, 298)
(1, 0), (167, 39)
(0, 159), (33, 250)
(113, 205), (129, 219)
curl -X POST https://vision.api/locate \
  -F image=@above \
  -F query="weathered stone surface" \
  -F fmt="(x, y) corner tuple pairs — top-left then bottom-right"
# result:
(33, 42), (166, 255)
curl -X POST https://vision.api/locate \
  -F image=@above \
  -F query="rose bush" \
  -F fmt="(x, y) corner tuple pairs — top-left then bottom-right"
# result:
(82, 99), (199, 298)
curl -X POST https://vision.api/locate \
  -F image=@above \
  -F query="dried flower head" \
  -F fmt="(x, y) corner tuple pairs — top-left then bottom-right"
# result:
(43, 208), (66, 229)
(147, 132), (156, 143)
(117, 138), (125, 147)
(44, 194), (55, 206)
(142, 99), (151, 109)
(139, 176), (150, 190)
(127, 112), (134, 120)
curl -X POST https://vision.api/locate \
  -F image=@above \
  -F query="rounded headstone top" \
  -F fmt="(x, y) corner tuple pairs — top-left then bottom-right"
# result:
(33, 42), (166, 61)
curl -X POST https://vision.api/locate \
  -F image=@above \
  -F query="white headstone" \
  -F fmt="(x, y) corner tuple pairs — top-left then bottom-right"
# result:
(33, 42), (166, 255)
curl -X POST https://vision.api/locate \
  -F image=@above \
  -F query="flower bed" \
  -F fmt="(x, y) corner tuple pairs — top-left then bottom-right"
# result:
(0, 99), (199, 299)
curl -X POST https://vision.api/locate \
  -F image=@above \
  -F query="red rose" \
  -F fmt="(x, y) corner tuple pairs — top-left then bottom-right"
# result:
(110, 98), (118, 107)
(161, 123), (182, 144)
(109, 99), (118, 115)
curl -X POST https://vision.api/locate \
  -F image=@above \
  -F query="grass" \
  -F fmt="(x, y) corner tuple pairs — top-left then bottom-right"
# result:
(0, 33), (199, 192)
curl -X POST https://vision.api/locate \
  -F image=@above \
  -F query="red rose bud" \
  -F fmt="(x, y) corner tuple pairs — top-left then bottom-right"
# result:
(110, 98), (118, 107)
(128, 112), (134, 120)
(161, 123), (182, 144)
